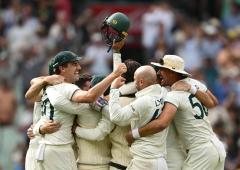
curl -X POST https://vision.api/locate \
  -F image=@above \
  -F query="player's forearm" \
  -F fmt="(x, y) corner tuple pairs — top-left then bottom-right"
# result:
(25, 78), (46, 101)
(75, 127), (107, 141)
(109, 89), (132, 125)
(85, 72), (119, 102)
(139, 103), (177, 137)
(195, 90), (216, 108)
(113, 53), (121, 70)
(206, 90), (218, 106)
(139, 119), (168, 137)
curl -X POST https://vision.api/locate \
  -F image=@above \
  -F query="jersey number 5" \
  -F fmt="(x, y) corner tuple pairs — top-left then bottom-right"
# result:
(188, 94), (208, 119)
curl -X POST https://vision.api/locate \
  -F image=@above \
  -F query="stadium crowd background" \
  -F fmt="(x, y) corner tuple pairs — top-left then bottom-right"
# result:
(0, 0), (239, 169)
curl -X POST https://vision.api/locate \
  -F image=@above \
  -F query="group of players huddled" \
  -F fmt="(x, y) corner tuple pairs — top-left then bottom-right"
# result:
(24, 12), (226, 170)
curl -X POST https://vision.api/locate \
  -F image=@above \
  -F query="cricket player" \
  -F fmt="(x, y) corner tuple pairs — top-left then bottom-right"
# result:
(74, 76), (112, 170)
(109, 65), (168, 170)
(72, 37), (138, 169)
(126, 55), (225, 170)
(25, 51), (127, 170)
(75, 59), (141, 170)
(25, 75), (64, 170)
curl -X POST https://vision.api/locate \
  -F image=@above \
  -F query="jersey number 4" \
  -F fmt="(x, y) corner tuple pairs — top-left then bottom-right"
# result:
(188, 94), (208, 119)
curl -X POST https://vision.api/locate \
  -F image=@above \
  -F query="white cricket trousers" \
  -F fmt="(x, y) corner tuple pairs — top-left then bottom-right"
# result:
(35, 144), (77, 170)
(182, 139), (225, 170)
(25, 142), (38, 170)
(127, 156), (168, 170)
(166, 147), (186, 170)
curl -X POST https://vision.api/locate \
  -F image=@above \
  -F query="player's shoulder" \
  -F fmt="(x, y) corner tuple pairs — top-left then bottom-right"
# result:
(56, 82), (79, 88)
(46, 83), (80, 97)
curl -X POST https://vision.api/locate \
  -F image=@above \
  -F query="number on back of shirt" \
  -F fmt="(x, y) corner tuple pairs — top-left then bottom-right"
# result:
(41, 91), (55, 120)
(188, 94), (208, 119)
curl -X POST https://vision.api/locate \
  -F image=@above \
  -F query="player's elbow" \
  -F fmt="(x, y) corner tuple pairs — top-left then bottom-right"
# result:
(213, 98), (219, 106)
(25, 92), (35, 102)
(25, 92), (31, 100)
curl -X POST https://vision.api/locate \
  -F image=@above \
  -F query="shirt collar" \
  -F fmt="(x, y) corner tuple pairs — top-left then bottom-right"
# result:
(135, 84), (162, 98)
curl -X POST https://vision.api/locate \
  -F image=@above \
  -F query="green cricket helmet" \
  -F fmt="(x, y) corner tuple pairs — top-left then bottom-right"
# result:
(48, 51), (81, 75)
(101, 12), (130, 46)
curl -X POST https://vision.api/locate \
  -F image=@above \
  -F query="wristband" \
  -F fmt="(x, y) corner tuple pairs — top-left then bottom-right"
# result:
(132, 128), (140, 139)
(189, 85), (197, 95)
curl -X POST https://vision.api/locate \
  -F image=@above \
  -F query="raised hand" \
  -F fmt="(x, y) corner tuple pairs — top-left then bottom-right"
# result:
(111, 77), (126, 89)
(113, 63), (127, 77)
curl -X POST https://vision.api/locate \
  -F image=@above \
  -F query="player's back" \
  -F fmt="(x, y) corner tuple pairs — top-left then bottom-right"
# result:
(165, 78), (214, 150)
(76, 105), (111, 165)
(130, 85), (168, 159)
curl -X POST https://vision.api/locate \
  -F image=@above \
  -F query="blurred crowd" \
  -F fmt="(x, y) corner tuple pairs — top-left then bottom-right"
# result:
(0, 0), (240, 170)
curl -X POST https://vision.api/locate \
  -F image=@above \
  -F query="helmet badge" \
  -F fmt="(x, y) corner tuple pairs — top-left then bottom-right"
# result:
(112, 19), (118, 25)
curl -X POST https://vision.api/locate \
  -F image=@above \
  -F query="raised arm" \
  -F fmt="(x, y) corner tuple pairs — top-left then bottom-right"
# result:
(25, 75), (64, 102)
(71, 63), (127, 103)
(112, 38), (126, 70)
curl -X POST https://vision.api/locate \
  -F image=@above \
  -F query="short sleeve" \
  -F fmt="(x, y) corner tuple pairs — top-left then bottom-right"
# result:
(165, 91), (182, 108)
(51, 83), (79, 100)
(196, 81), (207, 92)
(188, 79), (208, 92)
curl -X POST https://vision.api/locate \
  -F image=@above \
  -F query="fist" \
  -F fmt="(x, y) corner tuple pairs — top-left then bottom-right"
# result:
(114, 63), (127, 76)
(111, 77), (126, 89)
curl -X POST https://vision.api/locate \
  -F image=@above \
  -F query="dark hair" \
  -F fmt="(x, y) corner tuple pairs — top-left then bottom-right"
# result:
(122, 59), (141, 83)
(75, 73), (92, 89)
